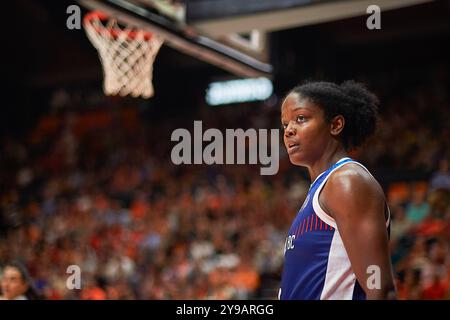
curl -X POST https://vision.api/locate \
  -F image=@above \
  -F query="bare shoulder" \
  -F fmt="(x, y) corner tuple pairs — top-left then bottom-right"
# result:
(321, 163), (385, 218)
(328, 163), (383, 196)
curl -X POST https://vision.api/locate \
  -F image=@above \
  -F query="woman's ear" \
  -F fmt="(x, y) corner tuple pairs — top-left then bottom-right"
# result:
(330, 115), (345, 136)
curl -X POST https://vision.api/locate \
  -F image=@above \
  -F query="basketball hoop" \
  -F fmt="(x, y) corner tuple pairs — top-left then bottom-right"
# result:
(83, 11), (164, 98)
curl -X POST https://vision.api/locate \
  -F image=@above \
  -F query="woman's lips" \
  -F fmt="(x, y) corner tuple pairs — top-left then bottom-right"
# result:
(287, 143), (300, 154)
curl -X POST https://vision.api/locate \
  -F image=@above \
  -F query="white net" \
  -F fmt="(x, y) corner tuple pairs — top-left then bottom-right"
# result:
(83, 12), (164, 98)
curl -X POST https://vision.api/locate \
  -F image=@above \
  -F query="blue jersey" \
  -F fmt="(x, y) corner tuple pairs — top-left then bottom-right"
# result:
(279, 157), (390, 300)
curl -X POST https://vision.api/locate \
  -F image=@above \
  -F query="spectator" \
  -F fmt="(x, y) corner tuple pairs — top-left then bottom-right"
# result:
(422, 273), (448, 300)
(0, 261), (40, 300)
(430, 159), (450, 191)
(406, 191), (430, 224)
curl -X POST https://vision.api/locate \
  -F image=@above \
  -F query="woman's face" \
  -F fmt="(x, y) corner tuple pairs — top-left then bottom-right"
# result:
(281, 93), (330, 167)
(1, 266), (28, 300)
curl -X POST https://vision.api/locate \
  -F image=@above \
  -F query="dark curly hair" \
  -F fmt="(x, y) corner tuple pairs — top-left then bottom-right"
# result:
(287, 80), (379, 150)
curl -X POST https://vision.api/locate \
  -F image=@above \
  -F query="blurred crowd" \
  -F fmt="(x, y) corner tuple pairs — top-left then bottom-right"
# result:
(0, 69), (449, 300)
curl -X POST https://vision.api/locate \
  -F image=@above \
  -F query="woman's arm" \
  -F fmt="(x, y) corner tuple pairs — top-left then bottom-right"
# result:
(321, 163), (396, 299)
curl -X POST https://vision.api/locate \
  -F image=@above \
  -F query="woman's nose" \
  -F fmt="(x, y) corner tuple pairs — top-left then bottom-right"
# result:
(284, 122), (296, 137)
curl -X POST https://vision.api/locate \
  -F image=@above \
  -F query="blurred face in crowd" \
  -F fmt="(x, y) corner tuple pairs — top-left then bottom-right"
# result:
(1, 266), (28, 300)
(281, 93), (330, 167)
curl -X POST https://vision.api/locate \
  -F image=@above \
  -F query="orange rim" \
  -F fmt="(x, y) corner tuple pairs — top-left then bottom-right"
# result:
(83, 11), (153, 41)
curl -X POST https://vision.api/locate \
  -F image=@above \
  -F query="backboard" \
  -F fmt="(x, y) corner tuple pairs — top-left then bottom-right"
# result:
(78, 0), (431, 79)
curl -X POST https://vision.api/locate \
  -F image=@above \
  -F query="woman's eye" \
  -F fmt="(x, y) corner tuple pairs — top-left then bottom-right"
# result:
(296, 115), (306, 122)
(281, 123), (288, 130)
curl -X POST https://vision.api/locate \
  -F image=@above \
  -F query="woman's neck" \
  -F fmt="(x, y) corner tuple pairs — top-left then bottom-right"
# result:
(308, 147), (348, 183)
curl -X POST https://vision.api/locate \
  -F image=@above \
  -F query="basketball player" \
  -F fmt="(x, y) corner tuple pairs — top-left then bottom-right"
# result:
(279, 81), (396, 300)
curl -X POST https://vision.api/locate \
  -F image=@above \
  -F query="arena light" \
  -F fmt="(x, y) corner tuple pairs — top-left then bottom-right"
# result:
(206, 77), (273, 106)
